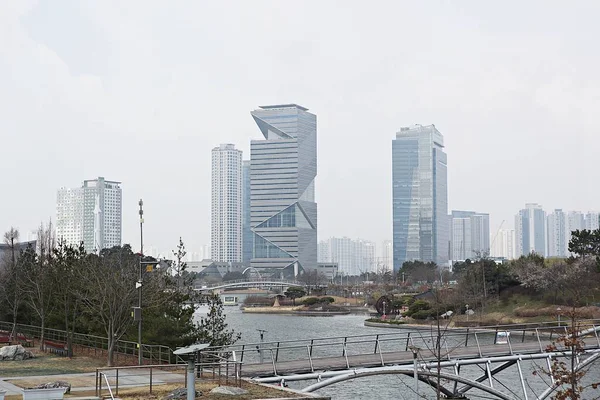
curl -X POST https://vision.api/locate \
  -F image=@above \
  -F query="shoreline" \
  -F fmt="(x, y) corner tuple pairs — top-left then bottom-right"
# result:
(242, 306), (352, 316)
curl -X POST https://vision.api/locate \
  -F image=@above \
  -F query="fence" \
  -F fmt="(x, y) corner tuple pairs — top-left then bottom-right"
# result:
(96, 355), (242, 398)
(0, 321), (176, 364)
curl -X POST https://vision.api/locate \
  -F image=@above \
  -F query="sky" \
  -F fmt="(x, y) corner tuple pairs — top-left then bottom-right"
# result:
(2, 1), (600, 255)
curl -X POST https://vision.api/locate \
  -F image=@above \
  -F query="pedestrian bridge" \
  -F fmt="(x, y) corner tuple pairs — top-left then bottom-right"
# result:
(195, 279), (305, 292)
(209, 320), (600, 399)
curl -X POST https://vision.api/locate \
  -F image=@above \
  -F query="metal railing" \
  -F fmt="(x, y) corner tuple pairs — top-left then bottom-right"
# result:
(195, 278), (304, 291)
(209, 319), (600, 376)
(0, 321), (175, 364)
(96, 355), (242, 398)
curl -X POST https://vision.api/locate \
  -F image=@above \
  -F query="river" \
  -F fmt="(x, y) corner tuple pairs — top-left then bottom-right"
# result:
(195, 307), (600, 399)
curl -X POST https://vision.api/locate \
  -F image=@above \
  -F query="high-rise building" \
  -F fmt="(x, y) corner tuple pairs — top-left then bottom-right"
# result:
(547, 209), (568, 257)
(515, 203), (546, 257)
(450, 211), (490, 261)
(211, 144), (243, 263)
(318, 240), (330, 263)
(242, 160), (252, 265)
(380, 240), (393, 272)
(491, 229), (516, 260)
(56, 177), (122, 253)
(392, 124), (448, 271)
(250, 104), (317, 277)
(585, 212), (600, 231)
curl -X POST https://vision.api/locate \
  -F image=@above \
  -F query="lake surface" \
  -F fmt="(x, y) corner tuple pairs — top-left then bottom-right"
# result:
(195, 307), (600, 399)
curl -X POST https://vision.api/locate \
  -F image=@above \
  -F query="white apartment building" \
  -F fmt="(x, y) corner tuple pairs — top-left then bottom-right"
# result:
(491, 229), (516, 260)
(56, 177), (122, 253)
(211, 144), (243, 263)
(320, 237), (376, 276)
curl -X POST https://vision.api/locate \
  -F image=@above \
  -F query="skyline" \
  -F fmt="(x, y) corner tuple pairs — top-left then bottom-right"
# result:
(3, 2), (600, 255)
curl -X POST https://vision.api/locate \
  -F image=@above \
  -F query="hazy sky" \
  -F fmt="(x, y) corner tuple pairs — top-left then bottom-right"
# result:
(2, 1), (599, 255)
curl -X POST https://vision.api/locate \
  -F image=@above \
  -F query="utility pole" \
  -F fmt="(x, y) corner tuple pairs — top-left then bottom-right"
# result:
(138, 199), (144, 366)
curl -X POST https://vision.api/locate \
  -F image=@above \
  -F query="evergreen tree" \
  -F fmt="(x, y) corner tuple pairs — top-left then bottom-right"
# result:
(196, 294), (241, 348)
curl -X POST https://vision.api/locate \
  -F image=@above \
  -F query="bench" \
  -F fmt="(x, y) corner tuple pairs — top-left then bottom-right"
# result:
(44, 340), (68, 356)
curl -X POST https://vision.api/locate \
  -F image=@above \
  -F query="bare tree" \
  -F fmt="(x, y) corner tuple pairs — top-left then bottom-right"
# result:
(2, 227), (21, 340)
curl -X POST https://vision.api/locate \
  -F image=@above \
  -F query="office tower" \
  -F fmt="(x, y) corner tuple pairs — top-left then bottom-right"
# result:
(56, 177), (122, 253)
(250, 104), (317, 277)
(392, 124), (448, 271)
(547, 209), (568, 257)
(211, 144), (243, 263)
(450, 211), (490, 261)
(380, 240), (393, 272)
(318, 240), (330, 263)
(515, 203), (546, 257)
(585, 212), (600, 231)
(242, 160), (252, 265)
(491, 229), (516, 259)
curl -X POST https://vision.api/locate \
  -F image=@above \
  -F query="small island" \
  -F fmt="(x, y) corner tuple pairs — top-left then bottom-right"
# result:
(242, 291), (351, 315)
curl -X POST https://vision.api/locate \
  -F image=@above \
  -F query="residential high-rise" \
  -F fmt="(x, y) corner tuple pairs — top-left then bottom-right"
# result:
(515, 203), (546, 257)
(242, 160), (252, 265)
(211, 144), (243, 263)
(585, 212), (600, 231)
(392, 124), (448, 271)
(56, 177), (122, 253)
(491, 229), (516, 260)
(318, 240), (330, 263)
(380, 240), (393, 272)
(450, 211), (490, 261)
(250, 104), (317, 277)
(547, 209), (568, 257)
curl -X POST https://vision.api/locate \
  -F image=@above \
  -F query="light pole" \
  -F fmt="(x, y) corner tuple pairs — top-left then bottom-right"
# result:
(137, 199), (144, 365)
(408, 345), (420, 399)
(557, 307), (562, 327)
(257, 329), (267, 364)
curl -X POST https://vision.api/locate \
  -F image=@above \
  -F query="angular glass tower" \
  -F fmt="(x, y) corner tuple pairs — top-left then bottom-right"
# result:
(392, 125), (448, 272)
(250, 104), (317, 277)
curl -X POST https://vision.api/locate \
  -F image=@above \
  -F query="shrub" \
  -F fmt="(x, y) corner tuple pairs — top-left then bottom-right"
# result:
(411, 309), (437, 320)
(302, 297), (320, 306)
(405, 300), (431, 317)
(321, 297), (335, 304)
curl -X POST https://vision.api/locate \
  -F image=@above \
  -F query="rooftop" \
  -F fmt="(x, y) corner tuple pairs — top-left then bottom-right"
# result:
(259, 104), (308, 111)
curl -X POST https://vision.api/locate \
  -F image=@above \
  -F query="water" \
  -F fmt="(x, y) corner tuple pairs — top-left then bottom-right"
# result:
(195, 307), (600, 399)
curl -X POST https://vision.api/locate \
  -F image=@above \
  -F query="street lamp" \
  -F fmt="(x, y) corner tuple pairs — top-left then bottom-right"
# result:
(408, 345), (420, 399)
(557, 307), (562, 327)
(137, 199), (144, 366)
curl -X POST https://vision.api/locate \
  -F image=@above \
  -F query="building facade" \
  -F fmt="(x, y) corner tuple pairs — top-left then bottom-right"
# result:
(211, 144), (243, 263)
(547, 209), (567, 257)
(450, 211), (490, 261)
(515, 203), (546, 257)
(491, 229), (516, 260)
(380, 240), (393, 272)
(56, 177), (121, 253)
(250, 104), (317, 277)
(319, 237), (376, 276)
(242, 160), (252, 265)
(392, 124), (448, 271)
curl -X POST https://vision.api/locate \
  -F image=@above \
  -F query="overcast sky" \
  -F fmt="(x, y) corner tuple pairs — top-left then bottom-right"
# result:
(2, 1), (599, 255)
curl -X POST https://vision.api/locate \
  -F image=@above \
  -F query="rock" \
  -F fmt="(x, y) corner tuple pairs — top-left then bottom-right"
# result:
(164, 387), (202, 399)
(0, 345), (35, 361)
(210, 386), (249, 396)
(33, 381), (71, 394)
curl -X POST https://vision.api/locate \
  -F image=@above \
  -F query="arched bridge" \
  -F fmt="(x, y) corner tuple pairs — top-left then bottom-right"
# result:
(207, 320), (600, 399)
(195, 279), (305, 292)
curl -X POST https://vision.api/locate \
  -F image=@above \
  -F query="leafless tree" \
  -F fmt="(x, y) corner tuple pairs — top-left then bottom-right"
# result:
(1, 227), (21, 340)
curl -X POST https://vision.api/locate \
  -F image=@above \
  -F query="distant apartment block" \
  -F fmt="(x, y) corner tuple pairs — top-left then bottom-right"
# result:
(319, 237), (376, 276)
(392, 124), (448, 271)
(211, 144), (243, 263)
(450, 211), (490, 261)
(491, 229), (516, 260)
(380, 240), (393, 272)
(547, 209), (568, 257)
(250, 104), (317, 277)
(56, 177), (122, 253)
(515, 203), (546, 257)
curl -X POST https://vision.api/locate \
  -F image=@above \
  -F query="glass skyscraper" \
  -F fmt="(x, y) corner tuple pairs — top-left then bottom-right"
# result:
(392, 124), (448, 272)
(249, 104), (317, 277)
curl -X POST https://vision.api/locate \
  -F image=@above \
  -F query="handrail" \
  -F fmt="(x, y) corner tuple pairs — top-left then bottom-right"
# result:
(99, 372), (115, 400)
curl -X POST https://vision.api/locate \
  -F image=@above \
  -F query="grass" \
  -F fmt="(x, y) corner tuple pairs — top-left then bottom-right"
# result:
(0, 349), (106, 377)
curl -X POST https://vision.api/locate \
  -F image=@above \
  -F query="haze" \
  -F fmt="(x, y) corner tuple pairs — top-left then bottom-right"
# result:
(2, 1), (598, 255)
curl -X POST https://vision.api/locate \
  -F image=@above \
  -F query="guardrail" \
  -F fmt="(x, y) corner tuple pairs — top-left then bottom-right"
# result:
(207, 319), (600, 375)
(0, 321), (175, 364)
(96, 354), (242, 398)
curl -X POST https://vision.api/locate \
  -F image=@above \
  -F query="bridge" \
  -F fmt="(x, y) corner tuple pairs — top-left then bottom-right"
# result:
(208, 321), (600, 399)
(195, 278), (306, 292)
